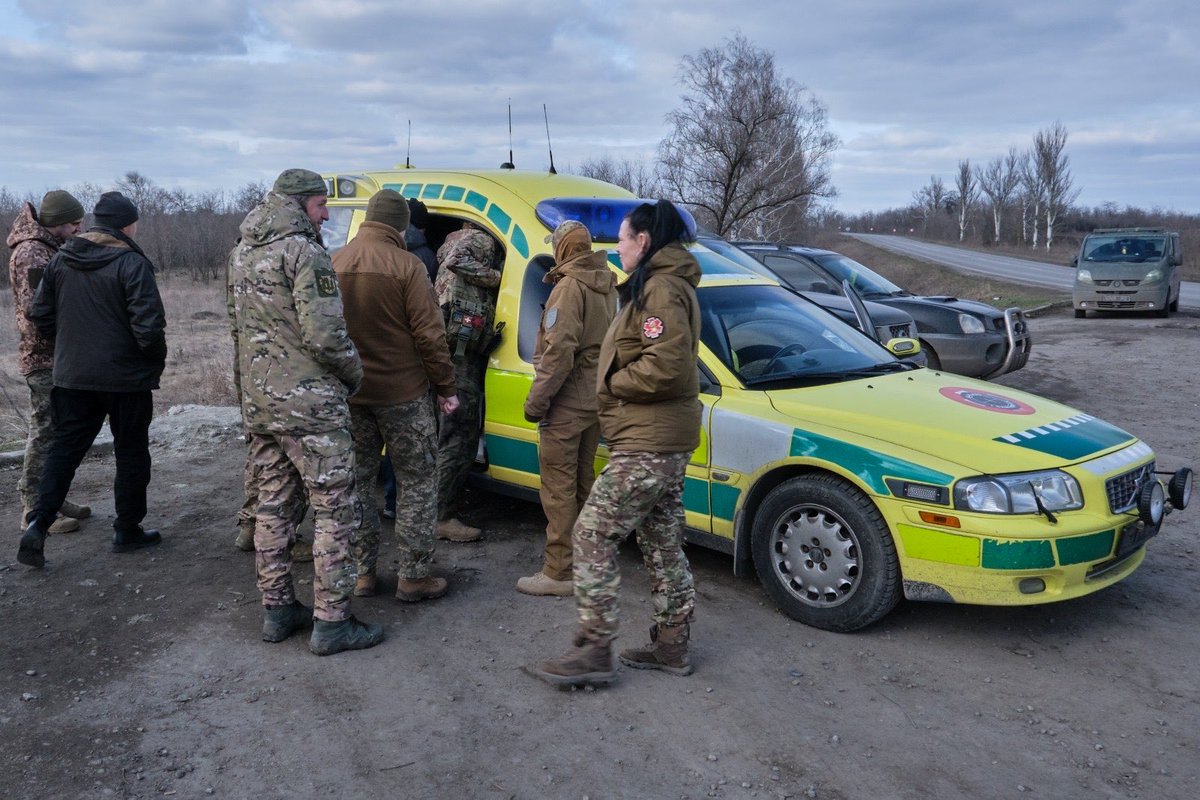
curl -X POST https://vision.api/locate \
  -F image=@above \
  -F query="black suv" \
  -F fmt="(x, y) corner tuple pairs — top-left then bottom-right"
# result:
(733, 243), (1031, 379)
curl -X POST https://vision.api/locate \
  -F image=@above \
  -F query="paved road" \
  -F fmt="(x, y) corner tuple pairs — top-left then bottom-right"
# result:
(849, 233), (1200, 310)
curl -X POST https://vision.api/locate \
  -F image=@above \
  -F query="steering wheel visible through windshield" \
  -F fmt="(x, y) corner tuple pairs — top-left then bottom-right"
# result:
(697, 284), (900, 387)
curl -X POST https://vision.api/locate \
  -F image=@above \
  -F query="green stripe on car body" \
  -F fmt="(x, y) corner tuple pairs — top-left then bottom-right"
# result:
(981, 538), (1055, 570)
(1056, 529), (1116, 565)
(789, 429), (953, 495)
(484, 434), (539, 475)
(995, 416), (1133, 460)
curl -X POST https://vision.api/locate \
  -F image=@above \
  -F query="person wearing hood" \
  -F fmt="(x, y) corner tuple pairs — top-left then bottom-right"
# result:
(226, 168), (383, 657)
(18, 191), (166, 570)
(404, 198), (439, 284)
(6, 190), (93, 536)
(517, 221), (616, 597)
(531, 200), (702, 688)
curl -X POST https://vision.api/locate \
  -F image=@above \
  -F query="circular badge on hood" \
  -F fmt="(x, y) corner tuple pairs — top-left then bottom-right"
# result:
(939, 387), (1035, 414)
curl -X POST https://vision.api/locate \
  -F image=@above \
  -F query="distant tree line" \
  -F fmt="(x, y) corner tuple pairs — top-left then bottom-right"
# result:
(1, 171), (267, 287)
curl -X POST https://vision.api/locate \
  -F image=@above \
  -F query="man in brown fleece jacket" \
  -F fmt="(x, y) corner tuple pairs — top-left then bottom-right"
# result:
(332, 190), (459, 602)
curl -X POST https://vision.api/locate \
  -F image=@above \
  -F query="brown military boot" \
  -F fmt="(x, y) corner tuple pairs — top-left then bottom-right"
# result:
(619, 623), (694, 676)
(516, 571), (573, 597)
(291, 538), (313, 563)
(59, 499), (92, 519)
(437, 518), (482, 542)
(395, 575), (448, 602)
(529, 633), (616, 688)
(48, 514), (81, 534)
(233, 522), (255, 552)
(353, 572), (377, 597)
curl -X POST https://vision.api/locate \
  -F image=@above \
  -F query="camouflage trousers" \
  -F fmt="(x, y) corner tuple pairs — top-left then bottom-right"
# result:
(238, 441), (308, 530)
(537, 404), (600, 581)
(18, 369), (54, 510)
(248, 430), (359, 621)
(572, 450), (695, 642)
(350, 397), (438, 580)
(437, 354), (484, 521)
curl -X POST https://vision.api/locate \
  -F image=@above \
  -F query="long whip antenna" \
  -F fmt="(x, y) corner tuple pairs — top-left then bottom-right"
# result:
(405, 120), (412, 169)
(501, 101), (515, 169)
(543, 104), (557, 174)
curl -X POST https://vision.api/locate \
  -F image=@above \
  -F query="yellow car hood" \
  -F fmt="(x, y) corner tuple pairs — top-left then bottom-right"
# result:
(766, 370), (1137, 473)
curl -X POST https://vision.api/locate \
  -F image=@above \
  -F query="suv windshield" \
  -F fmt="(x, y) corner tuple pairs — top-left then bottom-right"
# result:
(808, 253), (904, 296)
(697, 284), (896, 387)
(1082, 235), (1166, 263)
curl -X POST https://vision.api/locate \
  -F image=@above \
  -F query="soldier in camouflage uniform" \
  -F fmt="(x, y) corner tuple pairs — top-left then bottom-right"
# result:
(226, 168), (383, 656)
(6, 191), (92, 534)
(333, 189), (459, 602)
(433, 225), (501, 543)
(234, 447), (311, 561)
(532, 201), (701, 688)
(518, 220), (616, 597)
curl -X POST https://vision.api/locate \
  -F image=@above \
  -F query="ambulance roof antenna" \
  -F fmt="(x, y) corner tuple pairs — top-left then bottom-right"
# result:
(405, 120), (412, 169)
(501, 101), (515, 170)
(543, 104), (557, 175)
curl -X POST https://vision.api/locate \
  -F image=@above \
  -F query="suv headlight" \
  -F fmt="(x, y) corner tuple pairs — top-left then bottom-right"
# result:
(1077, 269), (1094, 283)
(958, 313), (986, 334)
(954, 470), (1083, 514)
(1144, 269), (1163, 283)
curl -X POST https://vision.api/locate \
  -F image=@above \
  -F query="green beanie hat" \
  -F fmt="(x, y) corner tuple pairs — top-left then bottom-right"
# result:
(39, 190), (85, 227)
(272, 168), (327, 196)
(365, 189), (411, 234)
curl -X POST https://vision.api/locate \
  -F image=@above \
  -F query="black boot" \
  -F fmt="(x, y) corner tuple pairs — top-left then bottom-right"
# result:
(308, 616), (385, 656)
(112, 527), (162, 553)
(262, 601), (313, 643)
(18, 517), (48, 569)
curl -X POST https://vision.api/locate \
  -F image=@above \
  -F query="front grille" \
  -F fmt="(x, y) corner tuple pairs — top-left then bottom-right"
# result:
(1106, 461), (1155, 513)
(883, 323), (912, 340)
(1098, 301), (1138, 309)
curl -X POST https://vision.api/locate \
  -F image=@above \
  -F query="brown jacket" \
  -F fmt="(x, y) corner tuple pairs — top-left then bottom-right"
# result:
(524, 247), (617, 420)
(6, 202), (59, 375)
(596, 244), (702, 453)
(332, 222), (455, 406)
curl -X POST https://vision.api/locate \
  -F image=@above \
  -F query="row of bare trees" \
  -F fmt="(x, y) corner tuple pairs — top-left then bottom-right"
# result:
(1, 173), (268, 286)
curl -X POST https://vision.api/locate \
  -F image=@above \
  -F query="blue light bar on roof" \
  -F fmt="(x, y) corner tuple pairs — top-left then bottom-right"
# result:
(534, 198), (697, 243)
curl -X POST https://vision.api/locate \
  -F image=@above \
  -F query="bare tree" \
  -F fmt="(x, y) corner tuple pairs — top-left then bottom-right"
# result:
(658, 33), (838, 238)
(1034, 122), (1080, 250)
(1018, 149), (1042, 248)
(976, 147), (1021, 242)
(232, 181), (268, 214)
(953, 160), (977, 242)
(577, 155), (662, 197)
(912, 175), (948, 235)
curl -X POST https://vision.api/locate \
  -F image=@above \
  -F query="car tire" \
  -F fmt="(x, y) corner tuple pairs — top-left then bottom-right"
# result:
(1074, 309), (1086, 319)
(751, 474), (900, 632)
(1156, 306), (1169, 318)
(920, 342), (941, 371)
(1169, 295), (1179, 313)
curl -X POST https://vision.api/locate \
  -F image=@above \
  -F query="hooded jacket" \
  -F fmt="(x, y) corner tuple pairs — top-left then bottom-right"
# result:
(405, 225), (439, 284)
(29, 226), (166, 392)
(596, 244), (702, 453)
(333, 221), (455, 406)
(226, 191), (362, 435)
(6, 202), (60, 375)
(523, 230), (617, 419)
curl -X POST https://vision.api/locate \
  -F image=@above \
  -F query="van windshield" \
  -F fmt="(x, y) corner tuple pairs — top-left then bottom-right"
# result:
(1082, 235), (1165, 263)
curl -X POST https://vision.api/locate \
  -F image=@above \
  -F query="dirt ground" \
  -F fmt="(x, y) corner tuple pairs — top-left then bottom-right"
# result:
(1, 306), (1197, 800)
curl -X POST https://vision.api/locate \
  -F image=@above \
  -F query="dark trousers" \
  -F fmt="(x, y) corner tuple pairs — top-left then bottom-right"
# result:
(32, 388), (154, 535)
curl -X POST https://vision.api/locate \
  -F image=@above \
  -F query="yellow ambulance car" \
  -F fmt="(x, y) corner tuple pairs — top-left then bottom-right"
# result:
(322, 168), (1192, 632)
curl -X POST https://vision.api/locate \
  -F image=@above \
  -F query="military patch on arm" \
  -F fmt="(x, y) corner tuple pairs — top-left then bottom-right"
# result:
(545, 307), (558, 329)
(642, 316), (664, 339)
(315, 268), (340, 298)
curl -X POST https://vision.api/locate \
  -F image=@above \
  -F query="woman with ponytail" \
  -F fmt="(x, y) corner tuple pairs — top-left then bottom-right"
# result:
(532, 200), (702, 688)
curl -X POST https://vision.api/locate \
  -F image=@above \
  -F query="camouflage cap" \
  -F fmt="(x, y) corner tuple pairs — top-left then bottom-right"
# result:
(543, 219), (590, 247)
(272, 168), (327, 196)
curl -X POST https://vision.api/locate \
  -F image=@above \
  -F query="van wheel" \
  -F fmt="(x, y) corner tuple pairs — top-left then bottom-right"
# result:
(1169, 295), (1179, 313)
(1156, 306), (1169, 318)
(751, 475), (900, 632)
(1074, 309), (1086, 319)
(920, 342), (941, 371)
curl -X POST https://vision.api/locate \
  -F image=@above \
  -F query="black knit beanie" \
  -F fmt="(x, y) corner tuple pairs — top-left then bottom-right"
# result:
(93, 192), (139, 230)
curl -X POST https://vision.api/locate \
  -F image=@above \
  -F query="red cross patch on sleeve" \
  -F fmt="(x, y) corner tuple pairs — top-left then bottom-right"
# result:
(642, 316), (664, 339)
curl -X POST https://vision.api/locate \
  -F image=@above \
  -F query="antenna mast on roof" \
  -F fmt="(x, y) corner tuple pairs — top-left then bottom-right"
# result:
(543, 104), (557, 175)
(501, 101), (515, 169)
(405, 120), (412, 169)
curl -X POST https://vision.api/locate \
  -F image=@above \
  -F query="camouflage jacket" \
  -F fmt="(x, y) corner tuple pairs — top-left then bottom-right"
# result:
(227, 191), (362, 435)
(5, 202), (59, 375)
(434, 229), (501, 357)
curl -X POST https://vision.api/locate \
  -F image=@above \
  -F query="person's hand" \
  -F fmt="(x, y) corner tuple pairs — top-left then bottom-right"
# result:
(439, 394), (460, 415)
(523, 407), (542, 424)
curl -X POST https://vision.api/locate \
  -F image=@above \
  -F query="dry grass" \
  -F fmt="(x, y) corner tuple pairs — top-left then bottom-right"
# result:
(0, 280), (234, 451)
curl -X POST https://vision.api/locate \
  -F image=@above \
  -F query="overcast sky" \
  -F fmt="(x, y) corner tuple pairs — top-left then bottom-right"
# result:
(2, 0), (1197, 214)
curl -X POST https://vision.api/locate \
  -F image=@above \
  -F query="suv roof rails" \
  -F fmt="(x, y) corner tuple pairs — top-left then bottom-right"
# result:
(1091, 227), (1167, 234)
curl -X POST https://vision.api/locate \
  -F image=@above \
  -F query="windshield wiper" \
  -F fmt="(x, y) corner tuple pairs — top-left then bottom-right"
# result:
(743, 361), (910, 387)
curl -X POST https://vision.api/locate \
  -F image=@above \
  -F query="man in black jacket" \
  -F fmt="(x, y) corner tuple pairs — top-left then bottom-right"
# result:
(17, 191), (167, 569)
